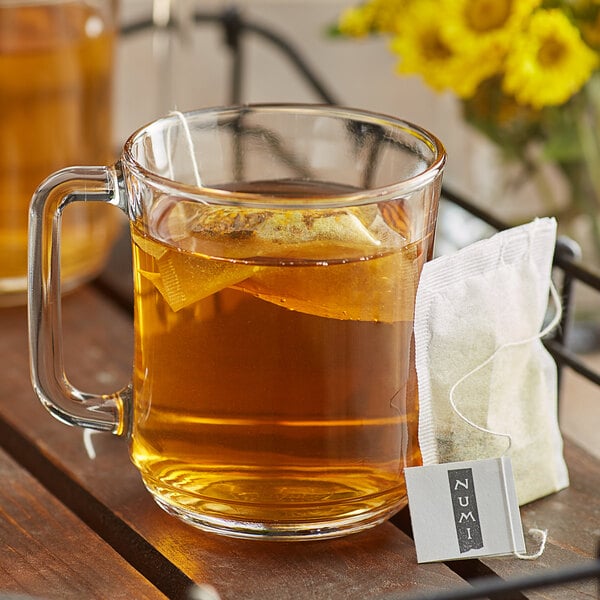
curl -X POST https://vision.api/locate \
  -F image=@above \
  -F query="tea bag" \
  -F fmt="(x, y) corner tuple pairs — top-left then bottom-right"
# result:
(138, 110), (419, 319)
(167, 200), (417, 320)
(166, 201), (403, 259)
(137, 194), (419, 320)
(133, 229), (259, 312)
(414, 218), (569, 505)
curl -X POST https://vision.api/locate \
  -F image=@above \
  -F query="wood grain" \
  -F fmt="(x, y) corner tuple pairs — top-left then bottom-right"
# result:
(0, 445), (166, 600)
(482, 441), (600, 599)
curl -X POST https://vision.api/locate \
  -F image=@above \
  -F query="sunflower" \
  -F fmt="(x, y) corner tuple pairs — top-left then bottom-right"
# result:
(503, 9), (598, 108)
(390, 0), (501, 98)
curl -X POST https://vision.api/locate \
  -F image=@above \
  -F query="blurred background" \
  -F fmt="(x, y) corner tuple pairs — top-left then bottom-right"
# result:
(117, 1), (478, 197)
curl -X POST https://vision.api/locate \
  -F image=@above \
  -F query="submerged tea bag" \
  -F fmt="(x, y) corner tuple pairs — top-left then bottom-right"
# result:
(165, 200), (405, 259)
(135, 196), (420, 320)
(414, 218), (569, 505)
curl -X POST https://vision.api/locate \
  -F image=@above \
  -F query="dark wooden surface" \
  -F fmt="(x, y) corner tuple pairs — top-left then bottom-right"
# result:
(0, 223), (598, 600)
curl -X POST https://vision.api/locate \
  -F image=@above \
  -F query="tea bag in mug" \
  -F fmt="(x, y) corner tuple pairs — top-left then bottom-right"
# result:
(414, 217), (569, 505)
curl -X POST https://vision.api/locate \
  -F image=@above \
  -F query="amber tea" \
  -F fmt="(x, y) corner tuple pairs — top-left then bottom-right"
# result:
(129, 182), (427, 534)
(0, 2), (119, 304)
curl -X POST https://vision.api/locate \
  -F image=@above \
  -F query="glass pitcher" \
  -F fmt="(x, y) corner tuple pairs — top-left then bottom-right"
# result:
(0, 0), (120, 306)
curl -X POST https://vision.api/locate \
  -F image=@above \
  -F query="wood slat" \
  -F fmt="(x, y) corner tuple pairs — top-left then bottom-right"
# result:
(482, 441), (600, 599)
(0, 292), (467, 600)
(0, 444), (166, 600)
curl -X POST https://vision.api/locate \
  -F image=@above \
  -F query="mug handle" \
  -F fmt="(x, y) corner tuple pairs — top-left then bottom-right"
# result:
(28, 165), (131, 436)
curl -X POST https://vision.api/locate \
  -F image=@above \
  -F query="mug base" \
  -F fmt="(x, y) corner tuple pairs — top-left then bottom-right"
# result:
(148, 488), (406, 541)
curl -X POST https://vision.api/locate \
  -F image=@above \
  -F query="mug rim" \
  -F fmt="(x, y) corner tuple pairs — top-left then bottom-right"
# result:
(121, 103), (447, 209)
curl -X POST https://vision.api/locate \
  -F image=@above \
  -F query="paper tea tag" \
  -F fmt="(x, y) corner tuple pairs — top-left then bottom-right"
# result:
(405, 456), (525, 563)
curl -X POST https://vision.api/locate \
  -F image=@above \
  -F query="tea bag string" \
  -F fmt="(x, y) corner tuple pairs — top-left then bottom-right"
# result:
(448, 277), (562, 453)
(448, 277), (561, 561)
(83, 428), (99, 460)
(499, 456), (548, 561)
(167, 110), (203, 187)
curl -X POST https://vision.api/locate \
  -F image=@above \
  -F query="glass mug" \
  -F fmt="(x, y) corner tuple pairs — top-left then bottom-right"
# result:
(0, 0), (120, 306)
(29, 104), (446, 540)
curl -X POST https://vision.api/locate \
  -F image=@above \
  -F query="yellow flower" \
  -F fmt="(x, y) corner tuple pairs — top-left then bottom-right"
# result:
(390, 0), (500, 98)
(337, 0), (411, 36)
(442, 0), (541, 53)
(435, 0), (542, 93)
(368, 0), (410, 33)
(338, 6), (373, 37)
(503, 9), (599, 108)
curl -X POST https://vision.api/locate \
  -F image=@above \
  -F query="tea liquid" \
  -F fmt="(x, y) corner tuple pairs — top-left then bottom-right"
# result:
(130, 183), (426, 536)
(0, 3), (119, 302)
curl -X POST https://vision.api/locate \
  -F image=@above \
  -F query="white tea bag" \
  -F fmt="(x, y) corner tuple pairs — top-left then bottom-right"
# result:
(414, 218), (569, 505)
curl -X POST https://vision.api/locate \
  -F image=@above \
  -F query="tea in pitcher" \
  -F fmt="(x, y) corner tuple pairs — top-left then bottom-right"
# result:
(129, 181), (427, 535)
(0, 1), (119, 305)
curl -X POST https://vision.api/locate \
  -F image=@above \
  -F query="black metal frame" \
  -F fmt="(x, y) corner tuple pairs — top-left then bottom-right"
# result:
(120, 7), (600, 598)
(398, 553), (600, 600)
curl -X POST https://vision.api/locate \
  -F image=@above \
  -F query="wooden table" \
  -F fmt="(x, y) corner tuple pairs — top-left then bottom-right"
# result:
(0, 225), (598, 600)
